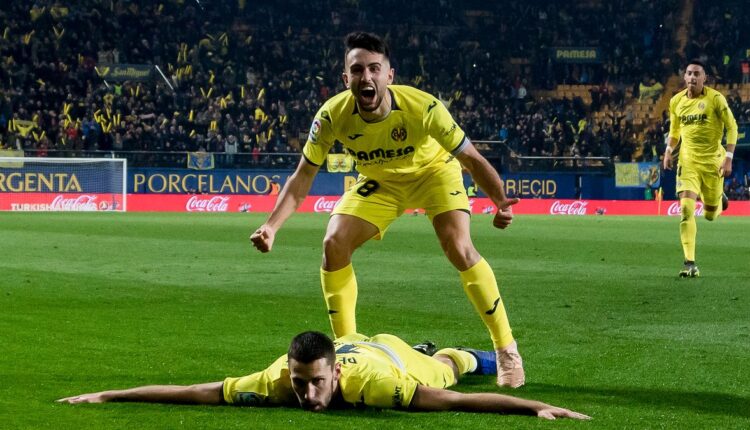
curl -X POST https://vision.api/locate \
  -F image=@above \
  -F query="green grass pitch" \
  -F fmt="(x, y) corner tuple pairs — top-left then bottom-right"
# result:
(1, 212), (749, 429)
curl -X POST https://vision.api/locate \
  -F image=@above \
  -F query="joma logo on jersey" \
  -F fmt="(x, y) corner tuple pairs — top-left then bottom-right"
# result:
(391, 127), (407, 141)
(346, 146), (415, 161)
(681, 113), (707, 125)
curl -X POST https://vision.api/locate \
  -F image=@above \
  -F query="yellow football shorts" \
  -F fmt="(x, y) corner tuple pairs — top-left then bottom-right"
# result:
(338, 333), (457, 388)
(676, 162), (724, 207)
(331, 162), (470, 239)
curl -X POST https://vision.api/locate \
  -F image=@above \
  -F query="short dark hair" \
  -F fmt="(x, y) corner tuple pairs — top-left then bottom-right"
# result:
(687, 59), (707, 71)
(288, 331), (336, 365)
(344, 32), (390, 60)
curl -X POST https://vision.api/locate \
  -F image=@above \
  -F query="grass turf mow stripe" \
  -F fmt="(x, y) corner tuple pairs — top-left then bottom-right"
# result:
(1, 213), (748, 429)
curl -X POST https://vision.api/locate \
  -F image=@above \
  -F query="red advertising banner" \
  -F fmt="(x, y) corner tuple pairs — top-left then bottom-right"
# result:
(510, 198), (750, 216)
(3, 193), (750, 216)
(0, 193), (125, 211)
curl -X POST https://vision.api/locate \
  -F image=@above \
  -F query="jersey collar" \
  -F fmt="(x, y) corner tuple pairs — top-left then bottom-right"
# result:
(686, 86), (706, 99)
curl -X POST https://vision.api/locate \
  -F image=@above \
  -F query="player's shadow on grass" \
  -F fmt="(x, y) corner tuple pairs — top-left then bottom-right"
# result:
(532, 383), (750, 418)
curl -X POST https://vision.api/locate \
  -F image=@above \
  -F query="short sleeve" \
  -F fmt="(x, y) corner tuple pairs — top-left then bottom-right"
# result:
(361, 376), (419, 409)
(302, 106), (336, 166)
(423, 99), (467, 155)
(223, 355), (296, 406)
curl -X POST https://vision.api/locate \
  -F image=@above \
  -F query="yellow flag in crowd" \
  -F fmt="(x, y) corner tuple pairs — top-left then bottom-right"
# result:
(22, 30), (34, 44)
(53, 25), (64, 39)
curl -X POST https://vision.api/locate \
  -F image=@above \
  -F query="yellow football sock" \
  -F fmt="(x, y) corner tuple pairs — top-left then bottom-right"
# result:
(435, 348), (476, 375)
(680, 198), (697, 261)
(460, 258), (514, 349)
(320, 264), (358, 337)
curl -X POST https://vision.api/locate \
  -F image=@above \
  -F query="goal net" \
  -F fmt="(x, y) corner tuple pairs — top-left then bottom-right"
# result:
(0, 157), (127, 211)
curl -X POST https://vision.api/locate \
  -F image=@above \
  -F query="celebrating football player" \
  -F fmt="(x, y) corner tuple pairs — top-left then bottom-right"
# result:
(250, 31), (524, 388)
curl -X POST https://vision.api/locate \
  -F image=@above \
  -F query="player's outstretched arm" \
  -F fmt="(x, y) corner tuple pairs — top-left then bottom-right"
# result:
(410, 385), (590, 420)
(57, 382), (225, 405)
(250, 157), (320, 253)
(455, 141), (519, 229)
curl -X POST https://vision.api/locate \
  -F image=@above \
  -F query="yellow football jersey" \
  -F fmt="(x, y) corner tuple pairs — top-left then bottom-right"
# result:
(303, 85), (468, 182)
(668, 86), (738, 165)
(223, 333), (452, 409)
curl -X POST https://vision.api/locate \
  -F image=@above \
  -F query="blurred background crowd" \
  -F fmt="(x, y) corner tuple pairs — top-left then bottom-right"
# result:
(0, 0), (748, 197)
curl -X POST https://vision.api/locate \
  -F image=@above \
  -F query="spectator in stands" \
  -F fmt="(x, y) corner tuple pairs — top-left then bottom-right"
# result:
(1, 0), (744, 171)
(725, 177), (749, 201)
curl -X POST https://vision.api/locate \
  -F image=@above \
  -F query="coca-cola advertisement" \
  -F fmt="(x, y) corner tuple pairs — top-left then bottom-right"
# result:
(186, 196), (230, 212)
(549, 200), (588, 215)
(0, 193), (123, 211)
(128, 194), (269, 212)
(51, 195), (100, 211)
(666, 201), (704, 216)
(312, 197), (340, 213)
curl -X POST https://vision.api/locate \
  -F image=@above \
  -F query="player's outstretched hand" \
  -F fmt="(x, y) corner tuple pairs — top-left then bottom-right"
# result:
(536, 406), (591, 420)
(57, 392), (110, 404)
(250, 224), (276, 253)
(493, 198), (520, 229)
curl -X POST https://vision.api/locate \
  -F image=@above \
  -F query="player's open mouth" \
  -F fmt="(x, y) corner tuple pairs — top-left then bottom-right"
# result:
(360, 87), (376, 103)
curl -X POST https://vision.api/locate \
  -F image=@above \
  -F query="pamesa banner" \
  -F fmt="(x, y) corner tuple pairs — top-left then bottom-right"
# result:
(550, 47), (602, 63)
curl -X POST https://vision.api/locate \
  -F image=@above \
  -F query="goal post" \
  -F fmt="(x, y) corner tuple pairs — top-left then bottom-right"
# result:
(0, 157), (127, 211)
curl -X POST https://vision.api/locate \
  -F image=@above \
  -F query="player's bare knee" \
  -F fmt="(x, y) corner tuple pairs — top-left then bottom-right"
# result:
(322, 235), (354, 267)
(443, 243), (479, 271)
(323, 232), (346, 252)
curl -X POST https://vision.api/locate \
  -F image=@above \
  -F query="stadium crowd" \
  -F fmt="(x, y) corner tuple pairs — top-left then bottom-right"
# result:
(0, 0), (748, 176)
(687, 0), (750, 84)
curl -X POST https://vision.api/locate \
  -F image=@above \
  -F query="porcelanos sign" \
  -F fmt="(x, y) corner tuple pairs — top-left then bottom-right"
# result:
(130, 169), (571, 197)
(130, 169), (286, 194)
